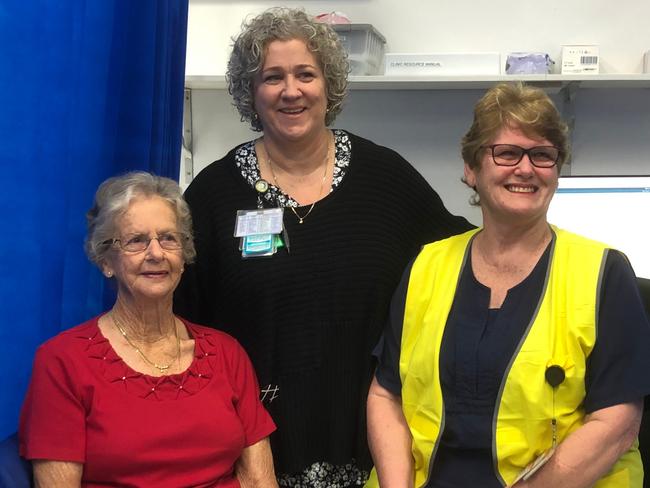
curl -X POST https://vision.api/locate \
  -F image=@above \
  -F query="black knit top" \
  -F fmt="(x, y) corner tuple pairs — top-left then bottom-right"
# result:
(174, 130), (472, 486)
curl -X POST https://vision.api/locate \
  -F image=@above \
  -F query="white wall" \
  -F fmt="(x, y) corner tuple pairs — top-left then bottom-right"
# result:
(186, 0), (650, 76)
(184, 1), (650, 226)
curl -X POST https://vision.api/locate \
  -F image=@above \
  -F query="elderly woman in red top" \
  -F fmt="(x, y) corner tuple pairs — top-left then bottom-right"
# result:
(20, 172), (277, 487)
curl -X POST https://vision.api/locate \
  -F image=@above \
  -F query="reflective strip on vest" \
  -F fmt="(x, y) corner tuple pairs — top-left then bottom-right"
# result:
(366, 226), (643, 488)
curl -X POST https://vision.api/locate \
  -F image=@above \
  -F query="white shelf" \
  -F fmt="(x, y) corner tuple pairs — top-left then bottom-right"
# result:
(186, 76), (228, 89)
(185, 74), (650, 90)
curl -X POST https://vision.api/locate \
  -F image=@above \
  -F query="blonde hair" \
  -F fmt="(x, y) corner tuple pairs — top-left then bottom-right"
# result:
(460, 82), (569, 204)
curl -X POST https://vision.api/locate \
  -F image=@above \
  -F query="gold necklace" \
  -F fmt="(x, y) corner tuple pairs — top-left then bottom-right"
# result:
(111, 312), (181, 375)
(265, 136), (332, 224)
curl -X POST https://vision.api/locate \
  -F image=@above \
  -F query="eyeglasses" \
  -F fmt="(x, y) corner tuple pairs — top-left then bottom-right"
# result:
(109, 232), (187, 253)
(481, 144), (560, 168)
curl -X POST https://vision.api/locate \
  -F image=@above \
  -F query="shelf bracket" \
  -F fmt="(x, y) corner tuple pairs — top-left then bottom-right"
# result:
(182, 88), (194, 184)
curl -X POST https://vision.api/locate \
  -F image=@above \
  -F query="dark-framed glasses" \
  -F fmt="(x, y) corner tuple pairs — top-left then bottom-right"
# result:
(482, 144), (560, 168)
(110, 232), (187, 253)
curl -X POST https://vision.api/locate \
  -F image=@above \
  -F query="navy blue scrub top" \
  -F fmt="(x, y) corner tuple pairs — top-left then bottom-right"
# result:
(374, 240), (650, 487)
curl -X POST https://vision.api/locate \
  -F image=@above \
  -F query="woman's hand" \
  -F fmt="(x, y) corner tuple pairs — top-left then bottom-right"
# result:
(513, 400), (643, 488)
(235, 437), (278, 488)
(367, 376), (414, 487)
(33, 460), (82, 488)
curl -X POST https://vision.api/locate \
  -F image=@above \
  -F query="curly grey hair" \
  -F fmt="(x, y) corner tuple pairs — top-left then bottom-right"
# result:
(85, 171), (196, 268)
(227, 7), (349, 131)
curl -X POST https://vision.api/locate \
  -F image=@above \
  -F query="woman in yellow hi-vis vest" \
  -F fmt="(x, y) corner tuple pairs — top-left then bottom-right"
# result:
(367, 83), (650, 488)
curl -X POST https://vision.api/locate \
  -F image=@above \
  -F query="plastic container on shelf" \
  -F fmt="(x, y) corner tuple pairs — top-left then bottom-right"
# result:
(332, 24), (386, 75)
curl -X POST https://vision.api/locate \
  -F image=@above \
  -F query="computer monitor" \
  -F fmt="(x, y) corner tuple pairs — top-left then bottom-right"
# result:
(547, 175), (650, 279)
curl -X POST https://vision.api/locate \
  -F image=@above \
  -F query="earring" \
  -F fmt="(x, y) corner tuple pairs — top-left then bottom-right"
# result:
(105, 271), (113, 278)
(252, 112), (259, 121)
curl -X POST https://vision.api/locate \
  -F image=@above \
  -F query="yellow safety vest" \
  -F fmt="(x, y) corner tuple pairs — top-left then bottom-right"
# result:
(366, 227), (642, 487)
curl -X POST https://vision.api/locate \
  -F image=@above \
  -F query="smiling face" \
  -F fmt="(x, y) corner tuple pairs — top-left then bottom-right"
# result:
(253, 38), (328, 144)
(464, 125), (559, 228)
(102, 196), (184, 305)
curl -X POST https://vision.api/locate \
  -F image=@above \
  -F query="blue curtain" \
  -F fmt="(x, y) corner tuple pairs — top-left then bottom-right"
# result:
(0, 0), (189, 439)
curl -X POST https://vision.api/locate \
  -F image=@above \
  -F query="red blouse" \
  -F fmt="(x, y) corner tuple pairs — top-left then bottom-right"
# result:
(19, 316), (275, 487)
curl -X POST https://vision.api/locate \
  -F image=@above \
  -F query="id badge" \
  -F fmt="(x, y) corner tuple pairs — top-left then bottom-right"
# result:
(509, 447), (555, 487)
(234, 208), (285, 258)
(241, 234), (276, 258)
(234, 208), (283, 237)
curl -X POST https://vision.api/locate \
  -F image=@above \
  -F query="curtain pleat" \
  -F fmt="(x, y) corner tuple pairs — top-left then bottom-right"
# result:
(0, 0), (189, 438)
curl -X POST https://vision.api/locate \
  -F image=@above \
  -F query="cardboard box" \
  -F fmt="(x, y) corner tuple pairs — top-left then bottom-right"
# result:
(561, 45), (599, 74)
(384, 53), (501, 76)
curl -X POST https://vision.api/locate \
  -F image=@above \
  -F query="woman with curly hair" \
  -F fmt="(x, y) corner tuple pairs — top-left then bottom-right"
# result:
(175, 8), (471, 487)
